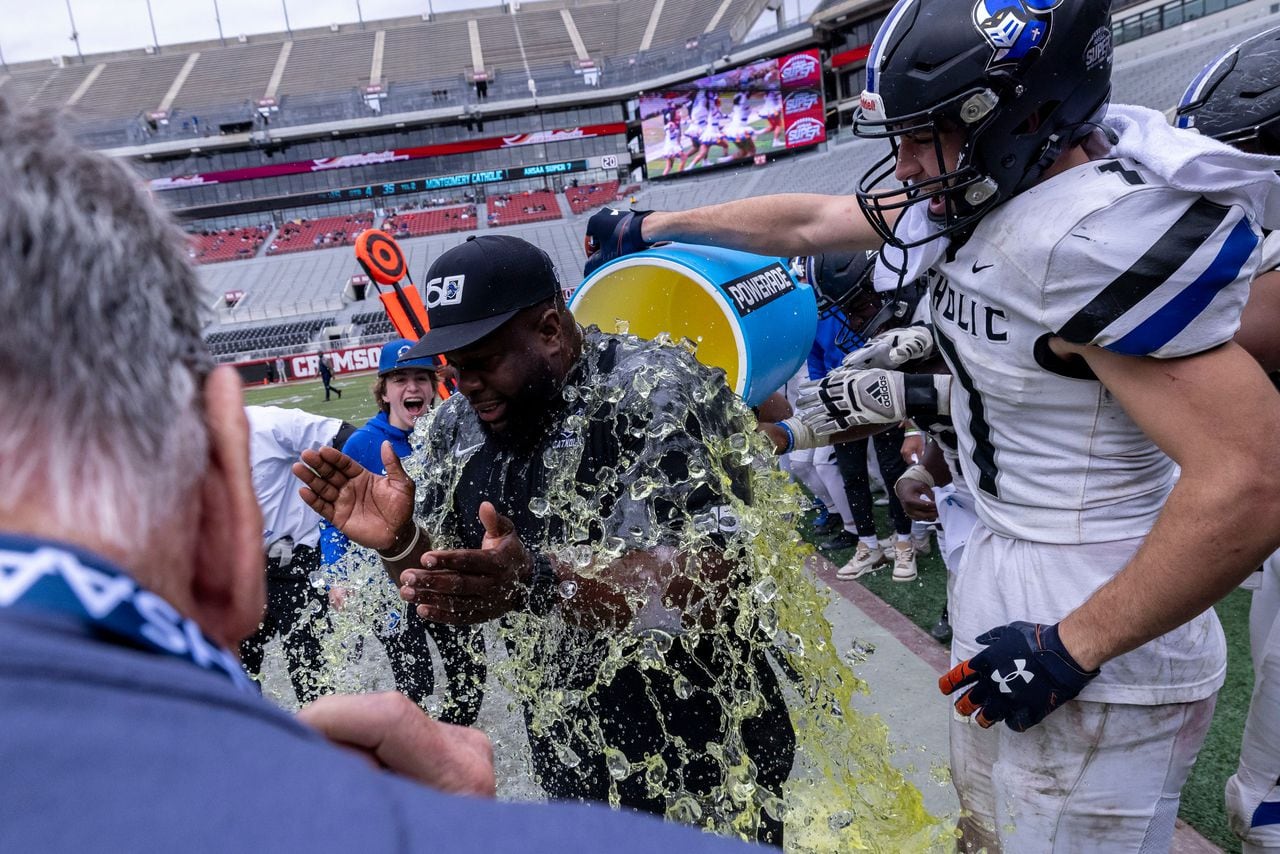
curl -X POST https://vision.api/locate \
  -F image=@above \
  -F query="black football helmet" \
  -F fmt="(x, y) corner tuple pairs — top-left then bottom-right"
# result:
(853, 0), (1114, 247)
(806, 250), (925, 348)
(1175, 26), (1280, 154)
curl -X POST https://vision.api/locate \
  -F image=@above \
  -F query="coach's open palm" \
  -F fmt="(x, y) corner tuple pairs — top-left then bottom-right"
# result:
(293, 442), (415, 552)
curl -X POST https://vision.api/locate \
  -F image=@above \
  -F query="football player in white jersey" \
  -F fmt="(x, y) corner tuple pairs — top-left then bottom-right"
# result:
(582, 0), (1280, 849)
(1176, 26), (1280, 853)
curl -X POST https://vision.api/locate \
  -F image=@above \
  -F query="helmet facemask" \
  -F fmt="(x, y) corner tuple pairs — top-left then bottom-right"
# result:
(855, 87), (1003, 248)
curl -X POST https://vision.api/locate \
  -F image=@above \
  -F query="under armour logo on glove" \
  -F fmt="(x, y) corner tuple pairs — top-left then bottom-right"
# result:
(939, 622), (1098, 732)
(991, 659), (1033, 693)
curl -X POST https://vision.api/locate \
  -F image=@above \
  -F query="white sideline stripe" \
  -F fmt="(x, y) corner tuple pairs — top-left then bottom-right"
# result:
(640, 0), (666, 53)
(264, 41), (292, 100)
(159, 52), (200, 113)
(561, 9), (589, 62)
(369, 29), (385, 85)
(468, 19), (484, 74)
(66, 63), (106, 107)
(705, 0), (734, 34)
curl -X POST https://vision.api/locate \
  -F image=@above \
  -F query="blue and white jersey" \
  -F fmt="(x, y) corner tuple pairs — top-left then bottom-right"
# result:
(930, 156), (1261, 544)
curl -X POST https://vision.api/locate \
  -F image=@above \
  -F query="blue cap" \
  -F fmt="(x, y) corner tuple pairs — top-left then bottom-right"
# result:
(378, 339), (439, 376)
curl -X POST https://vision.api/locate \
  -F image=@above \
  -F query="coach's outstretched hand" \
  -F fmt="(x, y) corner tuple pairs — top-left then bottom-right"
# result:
(293, 442), (415, 553)
(298, 692), (496, 797)
(939, 621), (1099, 732)
(583, 207), (654, 277)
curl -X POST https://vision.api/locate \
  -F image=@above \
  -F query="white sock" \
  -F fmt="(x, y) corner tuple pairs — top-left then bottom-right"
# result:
(896, 533), (911, 544)
(859, 535), (879, 549)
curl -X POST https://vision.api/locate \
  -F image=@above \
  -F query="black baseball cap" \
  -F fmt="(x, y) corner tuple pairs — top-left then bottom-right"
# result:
(404, 235), (560, 358)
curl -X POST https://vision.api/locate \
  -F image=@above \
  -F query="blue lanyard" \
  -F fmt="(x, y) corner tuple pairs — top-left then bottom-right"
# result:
(0, 534), (258, 694)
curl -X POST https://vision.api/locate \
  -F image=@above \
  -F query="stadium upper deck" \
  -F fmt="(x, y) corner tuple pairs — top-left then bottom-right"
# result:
(0, 0), (783, 151)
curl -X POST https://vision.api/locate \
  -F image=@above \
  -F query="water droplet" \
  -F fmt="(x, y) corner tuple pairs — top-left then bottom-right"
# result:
(528, 496), (550, 517)
(613, 318), (630, 334)
(424, 696), (443, 717)
(828, 810), (854, 830)
(673, 674), (694, 699)
(554, 742), (581, 769)
(752, 576), (778, 603)
(557, 579), (579, 599)
(605, 747), (630, 780)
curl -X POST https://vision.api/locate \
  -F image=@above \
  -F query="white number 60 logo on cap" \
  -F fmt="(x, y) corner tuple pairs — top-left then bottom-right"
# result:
(424, 274), (467, 308)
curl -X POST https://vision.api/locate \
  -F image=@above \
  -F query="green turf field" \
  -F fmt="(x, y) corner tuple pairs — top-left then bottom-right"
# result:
(806, 505), (1253, 852)
(242, 373), (381, 425)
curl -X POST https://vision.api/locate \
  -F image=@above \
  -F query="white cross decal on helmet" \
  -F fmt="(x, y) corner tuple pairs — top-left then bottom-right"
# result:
(991, 659), (1034, 693)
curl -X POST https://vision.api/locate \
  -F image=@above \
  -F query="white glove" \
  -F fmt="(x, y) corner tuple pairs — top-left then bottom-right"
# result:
(841, 325), (934, 370)
(797, 369), (951, 436)
(796, 368), (908, 435)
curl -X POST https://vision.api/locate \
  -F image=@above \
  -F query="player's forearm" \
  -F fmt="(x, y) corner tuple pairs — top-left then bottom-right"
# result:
(1058, 466), (1280, 671)
(643, 194), (880, 257)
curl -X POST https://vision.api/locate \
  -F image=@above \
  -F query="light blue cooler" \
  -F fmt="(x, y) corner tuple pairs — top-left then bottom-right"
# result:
(569, 244), (818, 407)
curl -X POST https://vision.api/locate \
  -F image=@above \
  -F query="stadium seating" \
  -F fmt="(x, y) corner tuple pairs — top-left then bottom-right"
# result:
(351, 310), (396, 337)
(382, 205), (480, 238)
(188, 225), (273, 265)
(202, 316), (336, 357)
(564, 181), (620, 215)
(487, 190), (562, 227)
(266, 212), (376, 256)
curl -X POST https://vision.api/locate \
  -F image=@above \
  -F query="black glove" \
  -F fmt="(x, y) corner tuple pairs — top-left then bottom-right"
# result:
(939, 621), (1099, 732)
(583, 208), (653, 277)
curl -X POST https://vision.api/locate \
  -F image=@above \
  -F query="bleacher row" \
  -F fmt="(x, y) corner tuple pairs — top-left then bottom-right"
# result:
(187, 225), (273, 264)
(383, 205), (479, 239)
(186, 182), (621, 265)
(203, 317), (336, 357)
(351, 310), (397, 337)
(0, 0), (758, 134)
(267, 212), (376, 256)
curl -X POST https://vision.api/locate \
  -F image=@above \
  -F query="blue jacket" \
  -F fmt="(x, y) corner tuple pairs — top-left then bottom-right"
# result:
(807, 313), (855, 380)
(321, 411), (412, 567)
(0, 545), (748, 852)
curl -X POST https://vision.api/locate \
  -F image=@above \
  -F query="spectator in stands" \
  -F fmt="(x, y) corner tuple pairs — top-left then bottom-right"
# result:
(318, 352), (342, 401)
(323, 339), (485, 725)
(0, 97), (751, 854)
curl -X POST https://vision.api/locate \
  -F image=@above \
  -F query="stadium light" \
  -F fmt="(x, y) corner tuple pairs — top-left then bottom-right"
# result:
(64, 0), (83, 64)
(213, 0), (226, 46)
(145, 0), (160, 54)
(281, 0), (293, 38)
(356, 0), (365, 30)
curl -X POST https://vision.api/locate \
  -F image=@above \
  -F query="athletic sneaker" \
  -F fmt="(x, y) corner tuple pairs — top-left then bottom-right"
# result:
(836, 543), (887, 579)
(891, 541), (917, 583)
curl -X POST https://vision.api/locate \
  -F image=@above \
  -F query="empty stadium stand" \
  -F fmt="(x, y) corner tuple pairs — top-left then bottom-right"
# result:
(203, 317), (336, 357)
(188, 225), (273, 264)
(382, 205), (480, 238)
(351, 310), (397, 338)
(564, 181), (620, 214)
(266, 212), (376, 256)
(487, 190), (562, 226)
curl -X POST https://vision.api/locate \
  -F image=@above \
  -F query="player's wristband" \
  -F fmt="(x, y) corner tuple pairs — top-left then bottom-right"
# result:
(378, 525), (423, 562)
(776, 420), (796, 453)
(903, 374), (952, 418)
(897, 464), (936, 490)
(780, 416), (831, 450)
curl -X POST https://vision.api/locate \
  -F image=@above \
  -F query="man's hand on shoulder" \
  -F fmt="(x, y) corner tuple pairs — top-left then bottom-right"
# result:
(298, 692), (495, 797)
(399, 501), (531, 624)
(292, 442), (416, 552)
(583, 208), (654, 277)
